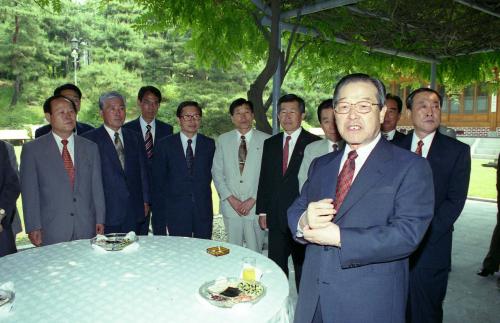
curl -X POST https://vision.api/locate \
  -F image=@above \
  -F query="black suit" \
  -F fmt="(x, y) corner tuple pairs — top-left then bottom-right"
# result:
(256, 128), (320, 288)
(0, 141), (21, 257)
(481, 152), (500, 273)
(35, 121), (94, 138)
(395, 130), (471, 323)
(123, 117), (173, 235)
(392, 130), (406, 141)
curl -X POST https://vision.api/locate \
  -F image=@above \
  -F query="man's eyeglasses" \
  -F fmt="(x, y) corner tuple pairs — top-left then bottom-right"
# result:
(334, 101), (379, 114)
(180, 114), (201, 121)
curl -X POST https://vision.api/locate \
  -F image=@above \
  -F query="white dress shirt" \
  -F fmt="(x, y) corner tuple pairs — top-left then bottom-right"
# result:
(52, 132), (75, 164)
(339, 133), (381, 180)
(411, 131), (436, 158)
(236, 129), (253, 144)
(382, 129), (396, 141)
(180, 132), (197, 157)
(139, 116), (156, 142)
(282, 127), (302, 165)
(103, 125), (124, 147)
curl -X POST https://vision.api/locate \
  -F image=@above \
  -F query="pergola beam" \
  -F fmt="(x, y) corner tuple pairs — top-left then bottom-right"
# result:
(346, 5), (418, 29)
(281, 0), (361, 20)
(454, 0), (500, 19)
(261, 17), (439, 64)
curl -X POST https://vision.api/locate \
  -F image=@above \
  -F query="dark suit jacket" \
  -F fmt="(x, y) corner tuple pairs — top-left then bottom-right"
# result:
(392, 130), (406, 141)
(151, 133), (215, 236)
(0, 141), (20, 256)
(83, 126), (150, 229)
(288, 138), (434, 323)
(35, 122), (94, 138)
(395, 130), (471, 269)
(256, 128), (320, 232)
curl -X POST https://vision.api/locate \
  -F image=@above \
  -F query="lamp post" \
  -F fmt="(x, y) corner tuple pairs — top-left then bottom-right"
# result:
(70, 37), (90, 86)
(71, 37), (79, 86)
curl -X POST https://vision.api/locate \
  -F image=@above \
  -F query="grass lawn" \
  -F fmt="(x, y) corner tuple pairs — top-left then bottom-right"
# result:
(468, 159), (496, 200)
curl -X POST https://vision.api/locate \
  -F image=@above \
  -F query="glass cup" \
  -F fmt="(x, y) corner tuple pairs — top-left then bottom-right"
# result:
(242, 257), (256, 282)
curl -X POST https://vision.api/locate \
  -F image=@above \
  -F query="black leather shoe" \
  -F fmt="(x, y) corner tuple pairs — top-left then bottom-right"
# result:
(476, 268), (495, 277)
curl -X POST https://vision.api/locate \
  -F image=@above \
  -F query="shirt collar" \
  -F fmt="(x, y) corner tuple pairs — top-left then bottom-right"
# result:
(180, 131), (197, 143)
(236, 129), (253, 142)
(343, 133), (381, 160)
(103, 124), (122, 138)
(52, 131), (75, 144)
(412, 130), (436, 147)
(283, 127), (302, 142)
(139, 116), (156, 130)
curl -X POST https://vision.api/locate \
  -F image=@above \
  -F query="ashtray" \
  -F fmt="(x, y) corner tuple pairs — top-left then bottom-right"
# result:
(206, 246), (230, 257)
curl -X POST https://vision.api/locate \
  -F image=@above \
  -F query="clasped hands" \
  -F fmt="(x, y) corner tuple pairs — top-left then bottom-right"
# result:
(228, 195), (255, 216)
(301, 198), (341, 247)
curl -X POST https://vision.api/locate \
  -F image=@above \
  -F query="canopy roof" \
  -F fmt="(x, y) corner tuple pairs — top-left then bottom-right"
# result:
(257, 0), (500, 64)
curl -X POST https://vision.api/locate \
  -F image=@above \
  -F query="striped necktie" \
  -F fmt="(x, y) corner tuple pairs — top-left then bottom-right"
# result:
(61, 139), (75, 188)
(145, 124), (153, 159)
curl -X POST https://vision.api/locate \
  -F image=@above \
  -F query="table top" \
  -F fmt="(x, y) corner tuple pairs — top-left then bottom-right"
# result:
(0, 236), (291, 323)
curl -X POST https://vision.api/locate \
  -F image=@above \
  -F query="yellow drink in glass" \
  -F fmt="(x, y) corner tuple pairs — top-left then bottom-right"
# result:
(242, 266), (256, 282)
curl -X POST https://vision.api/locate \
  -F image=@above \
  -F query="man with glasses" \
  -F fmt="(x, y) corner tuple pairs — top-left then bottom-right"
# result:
(35, 84), (94, 138)
(257, 94), (320, 290)
(381, 93), (406, 141)
(123, 86), (173, 235)
(395, 88), (471, 323)
(152, 101), (215, 238)
(288, 74), (434, 323)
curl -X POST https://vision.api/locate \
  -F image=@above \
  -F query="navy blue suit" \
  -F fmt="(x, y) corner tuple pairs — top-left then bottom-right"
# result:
(35, 121), (94, 138)
(395, 131), (471, 323)
(123, 117), (173, 234)
(83, 126), (150, 234)
(0, 141), (20, 257)
(152, 133), (215, 239)
(288, 138), (434, 323)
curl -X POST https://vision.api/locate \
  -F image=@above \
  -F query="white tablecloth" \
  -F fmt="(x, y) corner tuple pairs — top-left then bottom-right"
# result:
(0, 237), (292, 322)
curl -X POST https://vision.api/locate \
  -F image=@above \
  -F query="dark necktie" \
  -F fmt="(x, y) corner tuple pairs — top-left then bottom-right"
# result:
(186, 138), (194, 175)
(334, 150), (358, 210)
(238, 135), (247, 175)
(415, 140), (424, 157)
(282, 135), (291, 175)
(382, 132), (389, 140)
(145, 124), (153, 159)
(114, 132), (125, 170)
(61, 139), (75, 188)
(332, 143), (339, 152)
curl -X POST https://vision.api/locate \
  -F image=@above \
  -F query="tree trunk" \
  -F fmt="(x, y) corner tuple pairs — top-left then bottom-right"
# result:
(248, 0), (282, 134)
(9, 14), (20, 107)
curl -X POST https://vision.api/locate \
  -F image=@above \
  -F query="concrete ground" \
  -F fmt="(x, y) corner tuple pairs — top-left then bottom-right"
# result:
(282, 200), (500, 322)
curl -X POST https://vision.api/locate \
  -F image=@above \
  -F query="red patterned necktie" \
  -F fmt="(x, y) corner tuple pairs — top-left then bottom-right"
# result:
(282, 135), (291, 175)
(61, 139), (75, 188)
(415, 140), (424, 156)
(145, 124), (153, 159)
(334, 150), (358, 210)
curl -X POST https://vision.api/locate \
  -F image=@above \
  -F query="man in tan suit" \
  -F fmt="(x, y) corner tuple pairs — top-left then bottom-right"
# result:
(298, 99), (344, 191)
(212, 98), (269, 252)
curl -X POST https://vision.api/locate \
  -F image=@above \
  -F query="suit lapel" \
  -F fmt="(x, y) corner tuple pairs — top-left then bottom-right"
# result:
(334, 139), (392, 222)
(284, 129), (306, 177)
(99, 126), (124, 175)
(173, 134), (189, 174)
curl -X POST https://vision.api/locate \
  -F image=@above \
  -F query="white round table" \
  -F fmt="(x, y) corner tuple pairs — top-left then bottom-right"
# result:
(0, 237), (292, 322)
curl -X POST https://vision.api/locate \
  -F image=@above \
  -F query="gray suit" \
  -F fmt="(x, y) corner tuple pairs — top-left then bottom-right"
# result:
(2, 140), (22, 237)
(298, 139), (345, 191)
(20, 133), (105, 246)
(212, 129), (269, 252)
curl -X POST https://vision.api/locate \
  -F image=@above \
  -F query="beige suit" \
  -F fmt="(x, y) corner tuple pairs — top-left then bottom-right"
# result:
(298, 138), (345, 191)
(212, 129), (269, 252)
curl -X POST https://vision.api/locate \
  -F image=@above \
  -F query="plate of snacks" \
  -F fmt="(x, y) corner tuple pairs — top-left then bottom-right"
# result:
(0, 289), (14, 310)
(199, 277), (265, 308)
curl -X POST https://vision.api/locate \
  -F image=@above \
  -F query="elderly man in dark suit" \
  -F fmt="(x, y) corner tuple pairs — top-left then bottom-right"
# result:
(394, 88), (471, 323)
(256, 93), (320, 289)
(35, 84), (94, 138)
(288, 74), (434, 323)
(21, 96), (105, 246)
(123, 86), (173, 235)
(0, 141), (20, 257)
(83, 92), (150, 234)
(152, 101), (215, 238)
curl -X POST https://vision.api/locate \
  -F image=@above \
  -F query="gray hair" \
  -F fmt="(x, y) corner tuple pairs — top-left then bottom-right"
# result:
(333, 73), (386, 109)
(98, 91), (126, 110)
